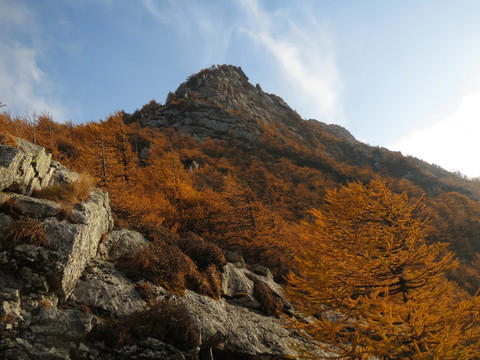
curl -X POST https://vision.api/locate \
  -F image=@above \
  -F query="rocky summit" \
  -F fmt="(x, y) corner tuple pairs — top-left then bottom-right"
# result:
(129, 65), (356, 146)
(0, 138), (329, 359)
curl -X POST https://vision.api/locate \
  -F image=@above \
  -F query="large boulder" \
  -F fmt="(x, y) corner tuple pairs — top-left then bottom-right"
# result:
(183, 290), (330, 359)
(41, 189), (114, 298)
(0, 137), (55, 195)
(97, 228), (149, 260)
(72, 259), (146, 317)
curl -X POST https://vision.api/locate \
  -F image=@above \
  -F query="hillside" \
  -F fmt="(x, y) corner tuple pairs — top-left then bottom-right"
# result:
(1, 64), (480, 358)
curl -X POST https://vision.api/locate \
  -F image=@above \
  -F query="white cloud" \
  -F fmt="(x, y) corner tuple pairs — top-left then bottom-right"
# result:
(238, 0), (343, 124)
(390, 93), (480, 178)
(0, 0), (67, 122)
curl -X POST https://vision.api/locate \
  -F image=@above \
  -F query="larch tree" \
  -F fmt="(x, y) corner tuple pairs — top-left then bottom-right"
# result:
(286, 178), (480, 359)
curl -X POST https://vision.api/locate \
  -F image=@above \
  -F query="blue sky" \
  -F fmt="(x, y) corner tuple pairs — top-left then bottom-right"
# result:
(2, 0), (480, 177)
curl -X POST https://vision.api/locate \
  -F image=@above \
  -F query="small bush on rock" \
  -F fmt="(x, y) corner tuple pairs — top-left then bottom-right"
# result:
(1, 217), (48, 249)
(118, 238), (222, 298)
(127, 300), (200, 350)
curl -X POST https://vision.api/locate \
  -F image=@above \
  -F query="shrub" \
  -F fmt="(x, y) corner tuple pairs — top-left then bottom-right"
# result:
(135, 281), (157, 304)
(92, 300), (200, 351)
(0, 133), (17, 147)
(204, 264), (222, 299)
(1, 217), (48, 249)
(118, 236), (223, 298)
(252, 278), (285, 317)
(117, 240), (197, 294)
(0, 198), (22, 219)
(126, 300), (200, 350)
(91, 315), (130, 348)
(33, 173), (93, 204)
(177, 232), (226, 270)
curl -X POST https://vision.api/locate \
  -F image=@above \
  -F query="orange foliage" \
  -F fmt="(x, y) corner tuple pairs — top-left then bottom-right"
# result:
(286, 179), (480, 359)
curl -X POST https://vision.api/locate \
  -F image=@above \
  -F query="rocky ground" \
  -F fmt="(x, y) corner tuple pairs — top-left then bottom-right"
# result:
(0, 138), (329, 359)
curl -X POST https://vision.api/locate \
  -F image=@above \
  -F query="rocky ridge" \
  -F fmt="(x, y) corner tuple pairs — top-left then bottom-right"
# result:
(0, 138), (329, 359)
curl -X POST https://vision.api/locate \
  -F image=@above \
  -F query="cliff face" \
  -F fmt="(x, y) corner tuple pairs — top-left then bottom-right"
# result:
(0, 138), (329, 359)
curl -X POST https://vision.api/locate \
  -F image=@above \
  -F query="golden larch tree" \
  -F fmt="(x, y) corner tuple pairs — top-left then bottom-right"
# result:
(286, 178), (480, 359)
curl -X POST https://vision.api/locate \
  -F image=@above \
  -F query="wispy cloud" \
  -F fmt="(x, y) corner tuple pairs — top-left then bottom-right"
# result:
(390, 93), (480, 178)
(142, 0), (232, 62)
(237, 0), (342, 123)
(0, 0), (66, 121)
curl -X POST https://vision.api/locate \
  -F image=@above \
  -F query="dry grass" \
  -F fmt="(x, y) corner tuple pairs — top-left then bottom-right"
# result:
(40, 300), (52, 308)
(33, 173), (93, 204)
(204, 264), (222, 299)
(79, 304), (92, 315)
(1, 217), (48, 250)
(0, 133), (18, 147)
(56, 203), (78, 223)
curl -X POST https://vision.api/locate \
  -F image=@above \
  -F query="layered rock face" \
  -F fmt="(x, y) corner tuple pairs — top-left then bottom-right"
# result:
(0, 138), (329, 359)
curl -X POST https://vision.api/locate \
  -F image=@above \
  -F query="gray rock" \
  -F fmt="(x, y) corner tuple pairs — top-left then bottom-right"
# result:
(7, 193), (59, 218)
(225, 251), (246, 268)
(73, 259), (146, 317)
(0, 212), (13, 239)
(0, 288), (22, 322)
(221, 263), (254, 298)
(48, 161), (79, 186)
(251, 263), (273, 279)
(183, 290), (330, 359)
(31, 306), (93, 340)
(0, 138), (54, 196)
(0, 251), (8, 264)
(98, 228), (149, 260)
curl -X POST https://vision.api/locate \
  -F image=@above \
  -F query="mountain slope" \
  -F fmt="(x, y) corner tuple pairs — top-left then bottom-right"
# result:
(130, 64), (480, 200)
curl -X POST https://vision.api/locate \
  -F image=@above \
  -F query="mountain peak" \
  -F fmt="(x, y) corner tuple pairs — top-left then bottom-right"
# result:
(131, 64), (305, 142)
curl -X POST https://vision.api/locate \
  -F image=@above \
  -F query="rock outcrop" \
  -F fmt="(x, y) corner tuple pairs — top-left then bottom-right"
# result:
(0, 138), (329, 359)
